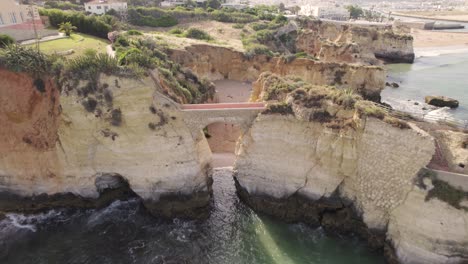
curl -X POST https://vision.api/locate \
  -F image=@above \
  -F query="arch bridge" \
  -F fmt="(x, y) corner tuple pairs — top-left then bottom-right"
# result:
(180, 102), (266, 137)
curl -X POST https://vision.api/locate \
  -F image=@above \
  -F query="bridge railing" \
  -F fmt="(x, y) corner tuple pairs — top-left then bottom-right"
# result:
(181, 102), (266, 110)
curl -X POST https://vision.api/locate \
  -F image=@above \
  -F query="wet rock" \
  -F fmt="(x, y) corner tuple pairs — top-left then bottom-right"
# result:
(391, 82), (399, 88)
(425, 96), (459, 108)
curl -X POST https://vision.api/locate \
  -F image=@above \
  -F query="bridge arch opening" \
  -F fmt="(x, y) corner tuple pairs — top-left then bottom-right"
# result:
(203, 121), (241, 168)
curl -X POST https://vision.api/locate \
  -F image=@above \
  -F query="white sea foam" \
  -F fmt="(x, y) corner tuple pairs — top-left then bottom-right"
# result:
(415, 46), (468, 58)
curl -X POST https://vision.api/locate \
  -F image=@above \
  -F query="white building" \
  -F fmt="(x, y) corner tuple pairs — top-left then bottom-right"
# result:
(299, 5), (349, 21)
(84, 0), (127, 15)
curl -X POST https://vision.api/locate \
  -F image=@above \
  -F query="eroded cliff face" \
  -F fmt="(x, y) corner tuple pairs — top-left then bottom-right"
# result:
(296, 20), (415, 64)
(0, 69), (212, 218)
(169, 44), (385, 101)
(234, 74), (468, 263)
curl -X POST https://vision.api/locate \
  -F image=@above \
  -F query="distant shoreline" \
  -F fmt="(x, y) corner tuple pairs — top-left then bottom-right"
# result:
(393, 12), (468, 23)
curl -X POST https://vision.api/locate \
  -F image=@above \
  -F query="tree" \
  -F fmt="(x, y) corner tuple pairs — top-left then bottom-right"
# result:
(346, 5), (363, 20)
(292, 6), (300, 15)
(0, 34), (15, 48)
(206, 0), (221, 9)
(279, 3), (285, 12)
(58, 21), (77, 36)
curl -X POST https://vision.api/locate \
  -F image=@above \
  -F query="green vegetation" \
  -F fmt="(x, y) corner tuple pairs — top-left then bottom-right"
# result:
(44, 1), (82, 11)
(40, 9), (115, 38)
(0, 45), (53, 78)
(126, 5), (283, 28)
(111, 33), (215, 104)
(0, 34), (15, 48)
(355, 100), (386, 119)
(184, 28), (213, 40)
(346, 5), (363, 19)
(126, 29), (143, 36)
(263, 102), (294, 115)
(58, 21), (77, 37)
(26, 33), (108, 57)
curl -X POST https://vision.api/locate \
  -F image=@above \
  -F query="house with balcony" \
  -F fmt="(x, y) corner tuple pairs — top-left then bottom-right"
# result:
(84, 0), (128, 15)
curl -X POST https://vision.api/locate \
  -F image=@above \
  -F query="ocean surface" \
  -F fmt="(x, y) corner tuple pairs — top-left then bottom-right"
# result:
(382, 51), (468, 122)
(0, 168), (384, 264)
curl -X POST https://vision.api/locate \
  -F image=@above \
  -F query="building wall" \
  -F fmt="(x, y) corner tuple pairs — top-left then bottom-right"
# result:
(0, 0), (41, 28)
(84, 2), (127, 15)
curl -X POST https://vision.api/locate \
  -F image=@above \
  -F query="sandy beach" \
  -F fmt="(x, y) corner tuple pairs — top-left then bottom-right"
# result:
(208, 80), (252, 167)
(411, 29), (468, 56)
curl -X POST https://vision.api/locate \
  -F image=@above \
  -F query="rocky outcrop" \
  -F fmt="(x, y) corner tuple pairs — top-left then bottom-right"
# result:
(233, 76), (468, 263)
(433, 130), (468, 174)
(169, 44), (385, 101)
(0, 68), (213, 218)
(296, 20), (415, 64)
(425, 95), (459, 108)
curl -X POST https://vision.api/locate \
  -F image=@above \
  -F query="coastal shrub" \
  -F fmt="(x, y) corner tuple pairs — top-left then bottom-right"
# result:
(211, 10), (258, 23)
(82, 97), (98, 112)
(0, 45), (52, 78)
(251, 22), (268, 31)
(110, 108), (122, 126)
(355, 101), (386, 119)
(383, 116), (410, 129)
(183, 28), (213, 41)
(127, 7), (179, 27)
(168, 27), (184, 35)
(114, 35), (130, 47)
(44, 1), (82, 11)
(329, 88), (361, 110)
(263, 102), (294, 116)
(40, 9), (113, 38)
(118, 47), (155, 68)
(245, 44), (273, 57)
(0, 34), (15, 47)
(232, 23), (245, 29)
(126, 29), (143, 36)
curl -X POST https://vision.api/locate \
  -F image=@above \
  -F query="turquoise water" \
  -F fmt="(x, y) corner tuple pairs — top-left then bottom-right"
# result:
(383, 51), (468, 121)
(0, 169), (384, 264)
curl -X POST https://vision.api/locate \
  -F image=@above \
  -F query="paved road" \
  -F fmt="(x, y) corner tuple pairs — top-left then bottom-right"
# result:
(182, 102), (265, 110)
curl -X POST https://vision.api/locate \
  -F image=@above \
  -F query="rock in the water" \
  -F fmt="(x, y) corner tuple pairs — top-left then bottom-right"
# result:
(391, 82), (399, 88)
(425, 96), (459, 108)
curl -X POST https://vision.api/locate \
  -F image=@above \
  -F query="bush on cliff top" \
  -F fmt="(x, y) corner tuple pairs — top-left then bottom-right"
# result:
(0, 34), (15, 48)
(0, 45), (53, 78)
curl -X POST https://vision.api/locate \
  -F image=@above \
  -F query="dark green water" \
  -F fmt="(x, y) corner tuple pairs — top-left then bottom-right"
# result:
(383, 51), (468, 122)
(0, 168), (384, 264)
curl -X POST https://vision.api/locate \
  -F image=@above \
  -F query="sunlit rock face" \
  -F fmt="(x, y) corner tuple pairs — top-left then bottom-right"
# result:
(296, 20), (415, 64)
(0, 69), (212, 218)
(169, 44), (385, 101)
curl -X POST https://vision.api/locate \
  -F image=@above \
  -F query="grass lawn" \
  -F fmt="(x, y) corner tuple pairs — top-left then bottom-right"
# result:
(28, 33), (109, 57)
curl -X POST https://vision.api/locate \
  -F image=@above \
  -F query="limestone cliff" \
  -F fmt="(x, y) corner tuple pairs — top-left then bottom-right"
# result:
(0, 68), (212, 218)
(296, 20), (415, 64)
(169, 44), (385, 101)
(234, 74), (468, 263)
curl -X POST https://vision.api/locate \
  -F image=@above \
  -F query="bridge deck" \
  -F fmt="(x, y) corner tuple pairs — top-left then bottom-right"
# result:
(182, 102), (265, 111)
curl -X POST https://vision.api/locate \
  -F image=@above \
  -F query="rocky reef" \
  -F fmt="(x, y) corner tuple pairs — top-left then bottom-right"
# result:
(234, 73), (468, 263)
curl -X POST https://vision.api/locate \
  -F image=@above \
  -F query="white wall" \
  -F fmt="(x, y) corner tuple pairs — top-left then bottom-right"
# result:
(84, 2), (127, 15)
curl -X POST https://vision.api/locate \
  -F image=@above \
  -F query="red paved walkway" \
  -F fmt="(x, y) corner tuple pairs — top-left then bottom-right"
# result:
(182, 102), (265, 110)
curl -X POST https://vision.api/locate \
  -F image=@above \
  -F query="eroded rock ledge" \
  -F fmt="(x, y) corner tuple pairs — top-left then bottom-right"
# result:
(0, 67), (213, 219)
(233, 73), (468, 264)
